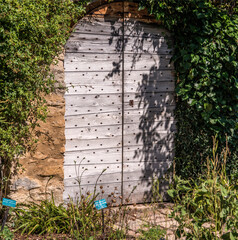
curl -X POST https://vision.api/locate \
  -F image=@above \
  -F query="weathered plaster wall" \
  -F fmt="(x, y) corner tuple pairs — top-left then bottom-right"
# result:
(9, 54), (66, 205)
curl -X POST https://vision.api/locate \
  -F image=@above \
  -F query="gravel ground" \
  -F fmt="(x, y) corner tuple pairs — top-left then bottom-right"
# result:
(119, 203), (177, 240)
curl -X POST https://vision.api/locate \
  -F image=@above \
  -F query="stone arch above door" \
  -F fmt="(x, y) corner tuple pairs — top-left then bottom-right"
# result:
(63, 1), (175, 204)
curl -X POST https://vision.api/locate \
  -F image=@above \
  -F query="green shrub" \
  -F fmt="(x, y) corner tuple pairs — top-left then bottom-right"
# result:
(168, 138), (238, 239)
(0, 0), (88, 198)
(14, 194), (99, 238)
(139, 224), (166, 240)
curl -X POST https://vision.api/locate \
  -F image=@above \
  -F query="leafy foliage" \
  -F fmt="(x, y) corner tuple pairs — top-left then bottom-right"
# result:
(168, 138), (238, 239)
(0, 0), (88, 197)
(139, 224), (166, 240)
(140, 0), (238, 178)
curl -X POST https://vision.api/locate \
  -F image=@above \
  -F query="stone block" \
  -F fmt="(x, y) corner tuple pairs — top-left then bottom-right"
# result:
(11, 177), (40, 191)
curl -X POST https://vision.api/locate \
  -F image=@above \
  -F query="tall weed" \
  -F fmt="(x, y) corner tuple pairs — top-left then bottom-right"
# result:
(14, 192), (126, 239)
(168, 137), (238, 239)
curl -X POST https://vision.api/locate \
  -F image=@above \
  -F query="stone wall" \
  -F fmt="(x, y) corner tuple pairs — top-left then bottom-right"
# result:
(9, 54), (66, 205)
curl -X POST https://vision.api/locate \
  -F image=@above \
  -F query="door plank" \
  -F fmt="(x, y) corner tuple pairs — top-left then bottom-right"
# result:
(66, 34), (172, 55)
(64, 70), (174, 85)
(64, 150), (122, 165)
(66, 84), (122, 95)
(65, 71), (122, 85)
(64, 172), (122, 186)
(64, 164), (122, 179)
(65, 81), (175, 95)
(64, 53), (122, 72)
(65, 136), (122, 152)
(65, 105), (175, 117)
(65, 36), (123, 54)
(124, 70), (175, 81)
(123, 146), (174, 163)
(65, 53), (173, 72)
(124, 20), (170, 38)
(124, 54), (173, 71)
(65, 93), (122, 108)
(74, 17), (123, 36)
(65, 111), (175, 128)
(65, 112), (121, 128)
(65, 106), (121, 116)
(65, 125), (122, 139)
(123, 180), (169, 204)
(123, 162), (171, 174)
(64, 148), (173, 166)
(65, 93), (174, 106)
(65, 123), (176, 140)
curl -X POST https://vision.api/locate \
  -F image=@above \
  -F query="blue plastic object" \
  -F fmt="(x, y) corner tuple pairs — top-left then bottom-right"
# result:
(2, 198), (16, 208)
(94, 199), (107, 210)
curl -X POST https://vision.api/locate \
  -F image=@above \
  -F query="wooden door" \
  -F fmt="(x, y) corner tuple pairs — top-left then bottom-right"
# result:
(63, 2), (175, 204)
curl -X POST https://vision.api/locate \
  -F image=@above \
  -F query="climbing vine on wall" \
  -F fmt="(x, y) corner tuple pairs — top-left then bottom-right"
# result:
(0, 0), (88, 199)
(139, 0), (238, 179)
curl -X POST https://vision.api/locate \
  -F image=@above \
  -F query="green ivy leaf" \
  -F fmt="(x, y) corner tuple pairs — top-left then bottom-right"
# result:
(204, 103), (212, 112)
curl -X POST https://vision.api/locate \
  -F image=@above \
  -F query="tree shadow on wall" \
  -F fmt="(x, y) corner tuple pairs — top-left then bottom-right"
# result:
(134, 66), (176, 202)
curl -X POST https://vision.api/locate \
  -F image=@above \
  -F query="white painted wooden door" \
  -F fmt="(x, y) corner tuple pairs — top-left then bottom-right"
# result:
(122, 19), (175, 203)
(63, 2), (175, 203)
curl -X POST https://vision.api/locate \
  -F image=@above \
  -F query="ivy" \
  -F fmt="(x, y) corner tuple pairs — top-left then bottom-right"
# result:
(139, 0), (238, 179)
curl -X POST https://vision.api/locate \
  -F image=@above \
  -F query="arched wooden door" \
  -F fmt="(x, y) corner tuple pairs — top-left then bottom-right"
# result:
(63, 2), (175, 203)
